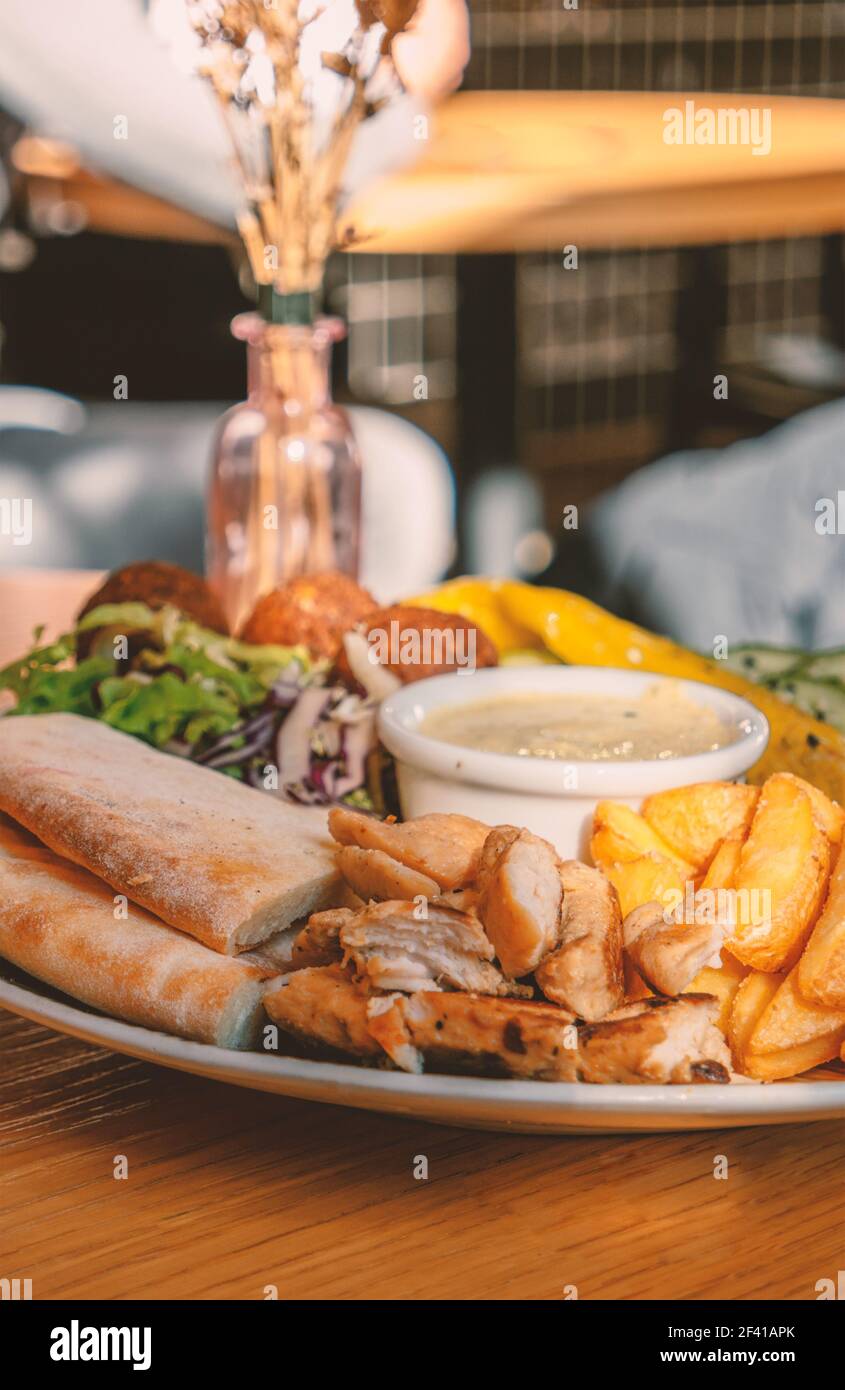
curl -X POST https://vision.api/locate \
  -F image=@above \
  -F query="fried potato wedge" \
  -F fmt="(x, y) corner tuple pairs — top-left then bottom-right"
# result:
(748, 964), (845, 1055)
(641, 782), (758, 873)
(591, 802), (694, 876)
(700, 836), (744, 892)
(688, 956), (749, 1035)
(742, 1035), (845, 1081)
(729, 774), (831, 971)
(728, 970), (785, 1069)
(776, 772), (845, 847)
(744, 1028), (844, 1078)
(602, 853), (687, 921)
(799, 841), (845, 1009)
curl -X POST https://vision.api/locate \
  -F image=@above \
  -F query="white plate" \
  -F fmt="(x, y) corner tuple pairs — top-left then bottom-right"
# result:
(2, 967), (843, 1134)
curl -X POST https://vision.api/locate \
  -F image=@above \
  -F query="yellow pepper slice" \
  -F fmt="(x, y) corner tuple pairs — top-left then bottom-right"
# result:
(409, 576), (845, 804)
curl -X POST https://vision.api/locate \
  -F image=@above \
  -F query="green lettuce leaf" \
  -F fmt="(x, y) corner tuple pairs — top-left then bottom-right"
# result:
(0, 600), (319, 748)
(97, 672), (243, 748)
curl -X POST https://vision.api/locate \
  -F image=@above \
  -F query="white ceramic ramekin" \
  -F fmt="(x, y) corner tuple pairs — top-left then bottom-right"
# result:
(377, 666), (769, 859)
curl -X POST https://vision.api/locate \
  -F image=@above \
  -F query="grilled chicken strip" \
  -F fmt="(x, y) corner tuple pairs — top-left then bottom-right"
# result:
(367, 991), (579, 1078)
(289, 908), (353, 969)
(476, 824), (521, 884)
(367, 989), (730, 1083)
(328, 807), (490, 891)
(623, 901), (729, 997)
(337, 845), (439, 903)
(436, 888), (481, 913)
(263, 964), (382, 1059)
(535, 860), (624, 1020)
(476, 827), (563, 977)
(339, 898), (526, 995)
(578, 995), (731, 1084)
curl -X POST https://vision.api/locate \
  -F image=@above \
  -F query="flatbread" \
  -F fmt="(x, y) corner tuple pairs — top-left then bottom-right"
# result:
(0, 714), (340, 953)
(0, 815), (267, 1048)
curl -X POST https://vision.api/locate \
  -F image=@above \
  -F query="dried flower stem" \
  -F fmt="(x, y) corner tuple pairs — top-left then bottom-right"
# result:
(187, 0), (417, 301)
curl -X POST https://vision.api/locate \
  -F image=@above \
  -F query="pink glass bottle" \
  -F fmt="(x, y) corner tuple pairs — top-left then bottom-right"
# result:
(206, 312), (362, 634)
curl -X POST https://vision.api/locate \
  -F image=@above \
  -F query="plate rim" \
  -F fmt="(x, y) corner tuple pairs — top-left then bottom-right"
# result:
(2, 973), (843, 1124)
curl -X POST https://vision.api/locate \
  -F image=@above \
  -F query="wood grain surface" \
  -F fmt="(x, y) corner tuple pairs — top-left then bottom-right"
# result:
(24, 92), (845, 253)
(1, 1011), (842, 1301)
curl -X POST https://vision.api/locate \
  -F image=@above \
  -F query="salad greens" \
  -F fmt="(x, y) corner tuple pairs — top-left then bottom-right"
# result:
(0, 601), (381, 808)
(0, 602), (316, 750)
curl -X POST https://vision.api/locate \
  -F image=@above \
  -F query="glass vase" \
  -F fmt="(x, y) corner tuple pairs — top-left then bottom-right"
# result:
(206, 313), (362, 635)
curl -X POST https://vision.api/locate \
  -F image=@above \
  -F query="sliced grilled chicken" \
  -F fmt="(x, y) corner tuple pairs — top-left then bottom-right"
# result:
(368, 989), (730, 1083)
(476, 824), (521, 885)
(623, 901), (729, 997)
(289, 908), (353, 969)
(337, 845), (439, 903)
(263, 964), (382, 1058)
(367, 990), (580, 1079)
(578, 994), (731, 1083)
(263, 965), (731, 1082)
(436, 888), (481, 913)
(476, 827), (563, 977)
(339, 898), (525, 996)
(536, 860), (624, 1020)
(328, 807), (489, 891)
(336, 881), (366, 912)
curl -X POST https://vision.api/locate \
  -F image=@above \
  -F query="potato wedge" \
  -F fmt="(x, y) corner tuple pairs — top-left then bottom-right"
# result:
(799, 840), (845, 1009)
(696, 839), (749, 977)
(591, 802), (694, 876)
(601, 853), (687, 921)
(728, 970), (784, 1069)
(729, 774), (831, 971)
(700, 836), (744, 892)
(689, 956), (749, 1035)
(749, 964), (845, 1054)
(742, 1034), (845, 1081)
(776, 772), (845, 846)
(642, 782), (758, 873)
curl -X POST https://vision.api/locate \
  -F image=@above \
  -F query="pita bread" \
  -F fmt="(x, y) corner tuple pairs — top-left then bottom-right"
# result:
(0, 713), (340, 953)
(0, 815), (267, 1048)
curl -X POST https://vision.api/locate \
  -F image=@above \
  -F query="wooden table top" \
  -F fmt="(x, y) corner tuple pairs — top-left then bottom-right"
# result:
(24, 91), (845, 253)
(342, 90), (845, 252)
(2, 1009), (842, 1301)
(1, 568), (843, 1301)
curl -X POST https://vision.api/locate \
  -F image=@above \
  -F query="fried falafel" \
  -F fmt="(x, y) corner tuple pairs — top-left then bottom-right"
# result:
(76, 561), (229, 658)
(337, 604), (498, 685)
(239, 572), (379, 662)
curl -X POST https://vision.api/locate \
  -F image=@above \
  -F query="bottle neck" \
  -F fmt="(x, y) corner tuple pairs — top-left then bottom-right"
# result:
(246, 328), (332, 412)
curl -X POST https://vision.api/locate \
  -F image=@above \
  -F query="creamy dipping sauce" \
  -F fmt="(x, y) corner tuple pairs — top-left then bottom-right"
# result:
(421, 682), (736, 762)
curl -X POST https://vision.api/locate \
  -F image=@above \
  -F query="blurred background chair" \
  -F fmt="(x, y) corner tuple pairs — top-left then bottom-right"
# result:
(586, 396), (845, 649)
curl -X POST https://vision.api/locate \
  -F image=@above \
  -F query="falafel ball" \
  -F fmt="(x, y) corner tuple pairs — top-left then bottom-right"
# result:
(239, 571), (379, 663)
(76, 561), (229, 658)
(336, 604), (498, 685)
